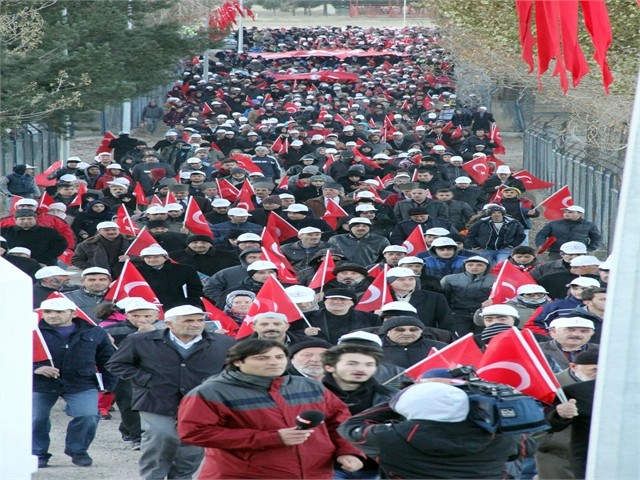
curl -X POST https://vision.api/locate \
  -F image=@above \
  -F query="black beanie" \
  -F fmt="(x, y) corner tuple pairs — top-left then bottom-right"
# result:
(289, 340), (334, 357)
(379, 316), (425, 335)
(574, 349), (599, 365)
(187, 234), (214, 245)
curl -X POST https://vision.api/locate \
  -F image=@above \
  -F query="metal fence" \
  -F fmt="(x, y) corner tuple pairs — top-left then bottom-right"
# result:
(524, 122), (620, 249)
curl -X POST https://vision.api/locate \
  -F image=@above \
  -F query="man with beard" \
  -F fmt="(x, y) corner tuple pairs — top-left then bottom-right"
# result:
(71, 221), (133, 278)
(323, 263), (372, 300)
(32, 266), (77, 308)
(247, 312), (311, 347)
(539, 317), (599, 372)
(287, 340), (333, 380)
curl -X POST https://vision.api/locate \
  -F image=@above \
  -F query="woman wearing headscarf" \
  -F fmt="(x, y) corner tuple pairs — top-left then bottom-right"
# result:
(222, 290), (256, 329)
(71, 199), (114, 242)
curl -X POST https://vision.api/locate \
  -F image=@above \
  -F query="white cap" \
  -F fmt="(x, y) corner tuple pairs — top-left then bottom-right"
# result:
(96, 221), (119, 230)
(517, 284), (548, 295)
(124, 300), (159, 313)
(464, 255), (490, 265)
(81, 267), (111, 277)
(432, 145), (445, 151)
(285, 204), (309, 213)
(378, 301), (418, 313)
(38, 297), (77, 311)
(450, 156), (463, 163)
(165, 203), (184, 211)
(398, 256), (424, 265)
(253, 312), (287, 323)
(355, 204), (377, 212)
(186, 158), (202, 164)
(454, 176), (472, 184)
(140, 245), (168, 256)
(383, 245), (408, 254)
(164, 305), (205, 318)
(48, 202), (67, 212)
(430, 237), (457, 248)
(298, 227), (322, 234)
(355, 191), (376, 199)
(15, 198), (38, 207)
(560, 241), (588, 254)
(247, 260), (278, 272)
(549, 317), (595, 330)
(35, 266), (75, 279)
(386, 267), (417, 278)
(279, 193), (295, 199)
(106, 163), (123, 169)
(480, 304), (520, 318)
(237, 233), (262, 242)
(59, 174), (77, 182)
(348, 217), (371, 226)
(566, 277), (601, 288)
(425, 227), (451, 236)
(563, 205), (585, 214)
(8, 246), (31, 255)
(496, 165), (511, 174)
(338, 331), (383, 347)
(211, 199), (231, 207)
(291, 140), (304, 146)
(107, 178), (130, 186)
(373, 153), (390, 160)
(228, 208), (251, 216)
(570, 255), (601, 267)
(146, 205), (168, 214)
(285, 285), (316, 303)
(598, 258), (612, 270)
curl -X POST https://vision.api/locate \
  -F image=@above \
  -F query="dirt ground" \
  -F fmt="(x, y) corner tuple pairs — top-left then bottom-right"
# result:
(32, 10), (530, 480)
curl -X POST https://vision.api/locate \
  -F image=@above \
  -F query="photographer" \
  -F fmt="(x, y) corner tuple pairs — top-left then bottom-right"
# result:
(339, 382), (519, 479)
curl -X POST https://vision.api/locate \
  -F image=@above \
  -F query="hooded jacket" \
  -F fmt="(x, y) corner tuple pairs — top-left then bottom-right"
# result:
(464, 215), (526, 250)
(327, 232), (390, 267)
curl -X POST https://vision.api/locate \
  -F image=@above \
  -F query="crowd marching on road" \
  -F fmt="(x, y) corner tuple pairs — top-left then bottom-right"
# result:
(1, 24), (613, 480)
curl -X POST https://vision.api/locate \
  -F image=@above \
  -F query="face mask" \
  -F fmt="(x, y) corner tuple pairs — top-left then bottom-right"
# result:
(518, 295), (547, 306)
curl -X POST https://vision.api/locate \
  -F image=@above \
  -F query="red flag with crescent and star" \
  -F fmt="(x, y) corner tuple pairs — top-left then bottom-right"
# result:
(537, 186), (574, 220)
(489, 260), (537, 304)
(404, 333), (483, 380)
(183, 197), (214, 238)
(104, 260), (161, 307)
(355, 266), (392, 312)
(266, 213), (298, 242)
(402, 226), (429, 256)
(462, 156), (490, 185)
(512, 170), (555, 190)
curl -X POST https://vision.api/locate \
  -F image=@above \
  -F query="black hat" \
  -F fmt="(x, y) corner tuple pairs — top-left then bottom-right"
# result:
(379, 316), (425, 335)
(324, 288), (358, 303)
(408, 207), (429, 215)
(289, 339), (333, 357)
(187, 234), (214, 245)
(333, 263), (369, 277)
(169, 184), (189, 192)
(574, 349), (599, 365)
(147, 220), (169, 229)
(345, 169), (364, 178)
(239, 247), (262, 258)
(14, 209), (37, 218)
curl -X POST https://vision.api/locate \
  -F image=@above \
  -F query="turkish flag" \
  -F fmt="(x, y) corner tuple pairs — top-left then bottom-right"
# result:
(538, 186), (573, 220)
(537, 235), (558, 255)
(33, 327), (54, 364)
(260, 229), (296, 272)
(38, 192), (56, 210)
(308, 250), (337, 290)
(125, 227), (160, 256)
(235, 180), (256, 211)
(235, 275), (305, 339)
(335, 114), (350, 126)
(489, 261), (537, 304)
(229, 154), (263, 175)
(132, 182), (149, 206)
(216, 178), (240, 201)
(353, 148), (381, 170)
(58, 248), (75, 266)
(355, 266), (392, 312)
(116, 205), (140, 236)
(96, 131), (117, 155)
(402, 226), (428, 256)
(35, 161), (62, 187)
(164, 191), (178, 206)
(323, 154), (336, 173)
(67, 183), (88, 208)
(150, 194), (163, 205)
(277, 176), (289, 190)
(321, 200), (348, 230)
(272, 136), (288, 155)
(477, 327), (560, 404)
(201, 297), (240, 336)
(104, 260), (161, 306)
(489, 124), (506, 155)
(266, 213), (298, 242)
(184, 197), (214, 237)
(450, 125), (463, 139)
(512, 170), (554, 190)
(462, 156), (490, 184)
(202, 102), (213, 115)
(442, 121), (454, 134)
(404, 333), (483, 380)
(261, 247), (298, 284)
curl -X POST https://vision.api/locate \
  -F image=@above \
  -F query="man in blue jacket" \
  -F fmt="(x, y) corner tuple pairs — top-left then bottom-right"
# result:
(33, 297), (117, 469)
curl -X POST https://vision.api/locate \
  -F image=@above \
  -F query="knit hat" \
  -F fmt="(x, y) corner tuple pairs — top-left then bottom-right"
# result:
(289, 340), (333, 357)
(391, 383), (470, 422)
(480, 323), (512, 343)
(574, 349), (599, 365)
(263, 195), (282, 205)
(379, 316), (425, 335)
(333, 263), (369, 277)
(187, 234), (214, 245)
(324, 288), (358, 303)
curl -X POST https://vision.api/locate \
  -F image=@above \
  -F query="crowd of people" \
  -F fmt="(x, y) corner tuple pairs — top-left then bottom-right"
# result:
(0, 25), (611, 479)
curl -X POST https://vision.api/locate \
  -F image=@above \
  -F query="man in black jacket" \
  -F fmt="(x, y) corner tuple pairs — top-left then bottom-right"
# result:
(33, 297), (117, 469)
(378, 316), (448, 369)
(170, 234), (239, 280)
(107, 304), (236, 480)
(2, 210), (68, 265)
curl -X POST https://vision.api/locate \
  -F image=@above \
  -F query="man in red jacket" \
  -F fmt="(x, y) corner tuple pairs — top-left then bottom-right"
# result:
(178, 338), (364, 479)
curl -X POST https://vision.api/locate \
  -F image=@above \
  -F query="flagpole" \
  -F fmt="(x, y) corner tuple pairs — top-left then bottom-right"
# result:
(319, 250), (329, 294)
(237, 0), (244, 55)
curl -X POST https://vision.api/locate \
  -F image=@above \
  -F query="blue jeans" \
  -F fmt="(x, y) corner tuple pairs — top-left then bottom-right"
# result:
(334, 468), (379, 479)
(32, 389), (100, 458)
(479, 248), (511, 267)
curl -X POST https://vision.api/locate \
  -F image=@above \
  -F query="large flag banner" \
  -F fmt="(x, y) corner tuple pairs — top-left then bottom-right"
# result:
(489, 261), (537, 304)
(477, 327), (560, 404)
(308, 250), (337, 290)
(537, 185), (573, 220)
(355, 266), (392, 312)
(402, 226), (429, 255)
(235, 275), (305, 339)
(404, 333), (483, 380)
(183, 197), (214, 237)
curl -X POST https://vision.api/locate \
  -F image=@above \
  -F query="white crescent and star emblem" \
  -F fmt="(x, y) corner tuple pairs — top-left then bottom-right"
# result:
(477, 361), (531, 391)
(403, 241), (415, 254)
(472, 164), (487, 174)
(561, 197), (573, 207)
(193, 212), (207, 225)
(500, 281), (517, 296)
(123, 281), (148, 295)
(359, 286), (381, 305)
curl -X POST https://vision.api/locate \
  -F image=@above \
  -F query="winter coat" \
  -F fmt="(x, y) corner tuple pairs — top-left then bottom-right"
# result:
(107, 329), (235, 417)
(327, 233), (390, 267)
(394, 198), (449, 221)
(299, 308), (381, 345)
(535, 219), (602, 253)
(527, 295), (584, 334)
(441, 272), (496, 334)
(34, 318), (117, 393)
(339, 404), (518, 479)
(281, 240), (335, 272)
(452, 185), (486, 212)
(390, 289), (453, 331)
(464, 216), (525, 250)
(305, 196), (355, 218)
(136, 261), (203, 310)
(381, 336), (448, 369)
(0, 212), (75, 249)
(420, 251), (467, 280)
(177, 371), (363, 479)
(496, 197), (538, 229)
(481, 174), (527, 195)
(170, 246), (239, 277)
(0, 225), (68, 266)
(0, 171), (40, 197)
(203, 264), (250, 305)
(65, 288), (107, 322)
(539, 340), (599, 373)
(442, 199), (475, 231)
(71, 234), (132, 278)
